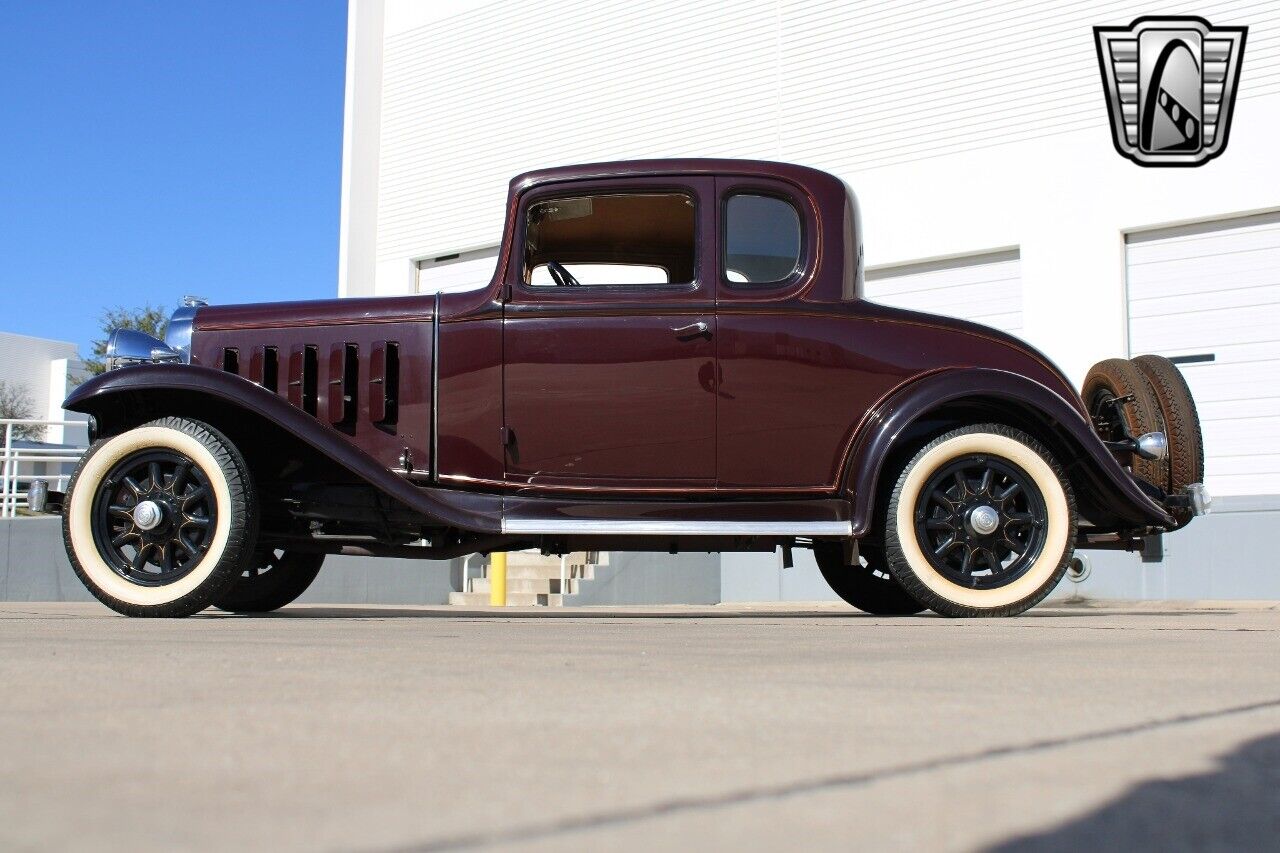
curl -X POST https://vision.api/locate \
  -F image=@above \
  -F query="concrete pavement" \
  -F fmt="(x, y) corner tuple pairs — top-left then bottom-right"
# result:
(1, 601), (1278, 851)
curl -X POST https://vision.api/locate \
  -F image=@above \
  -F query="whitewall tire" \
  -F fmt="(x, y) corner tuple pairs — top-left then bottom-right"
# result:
(62, 417), (258, 617)
(884, 424), (1077, 618)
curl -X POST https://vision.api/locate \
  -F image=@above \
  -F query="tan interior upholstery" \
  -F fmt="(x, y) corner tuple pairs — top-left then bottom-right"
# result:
(524, 192), (696, 283)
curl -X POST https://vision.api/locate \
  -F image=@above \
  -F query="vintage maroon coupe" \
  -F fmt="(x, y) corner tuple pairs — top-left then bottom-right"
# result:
(53, 159), (1207, 618)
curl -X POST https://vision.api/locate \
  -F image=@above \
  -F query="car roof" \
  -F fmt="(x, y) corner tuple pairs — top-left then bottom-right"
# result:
(510, 158), (842, 193)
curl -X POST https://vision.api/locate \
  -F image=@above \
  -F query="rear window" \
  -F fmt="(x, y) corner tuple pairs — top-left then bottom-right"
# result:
(524, 192), (695, 286)
(724, 193), (802, 285)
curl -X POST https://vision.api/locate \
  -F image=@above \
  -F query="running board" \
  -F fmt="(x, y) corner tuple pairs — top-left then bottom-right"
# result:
(499, 496), (852, 538)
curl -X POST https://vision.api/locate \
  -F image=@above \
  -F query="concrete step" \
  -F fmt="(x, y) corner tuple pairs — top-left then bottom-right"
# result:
(506, 564), (595, 581)
(452, 551), (599, 606)
(470, 578), (576, 595)
(447, 591), (566, 607)
(502, 551), (594, 569)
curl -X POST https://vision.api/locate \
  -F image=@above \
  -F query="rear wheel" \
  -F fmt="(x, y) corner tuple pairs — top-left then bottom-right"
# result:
(62, 417), (258, 618)
(214, 550), (325, 613)
(883, 424), (1077, 618)
(814, 542), (926, 615)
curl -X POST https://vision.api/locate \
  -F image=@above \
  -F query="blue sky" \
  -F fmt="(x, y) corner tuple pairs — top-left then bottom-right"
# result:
(0, 0), (347, 355)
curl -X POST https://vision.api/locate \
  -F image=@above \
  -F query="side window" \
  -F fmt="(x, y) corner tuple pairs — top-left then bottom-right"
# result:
(724, 193), (802, 285)
(524, 192), (695, 286)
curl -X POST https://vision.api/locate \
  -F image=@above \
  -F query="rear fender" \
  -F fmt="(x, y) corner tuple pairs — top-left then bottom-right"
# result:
(843, 368), (1174, 536)
(62, 363), (501, 533)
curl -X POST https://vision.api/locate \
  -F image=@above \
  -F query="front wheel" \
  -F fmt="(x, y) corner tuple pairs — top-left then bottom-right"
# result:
(883, 424), (1077, 618)
(62, 417), (258, 617)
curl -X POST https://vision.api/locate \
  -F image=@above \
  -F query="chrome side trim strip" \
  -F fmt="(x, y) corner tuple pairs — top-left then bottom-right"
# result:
(389, 467), (435, 483)
(501, 519), (852, 537)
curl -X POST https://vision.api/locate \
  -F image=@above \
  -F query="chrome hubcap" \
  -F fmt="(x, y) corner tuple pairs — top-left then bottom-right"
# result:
(131, 500), (164, 531)
(967, 504), (1000, 536)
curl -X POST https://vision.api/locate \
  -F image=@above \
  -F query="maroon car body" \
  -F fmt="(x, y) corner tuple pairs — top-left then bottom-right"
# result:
(64, 159), (1178, 567)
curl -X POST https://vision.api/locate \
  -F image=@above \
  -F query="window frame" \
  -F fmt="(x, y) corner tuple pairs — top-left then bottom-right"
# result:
(511, 182), (705, 300)
(719, 187), (808, 291)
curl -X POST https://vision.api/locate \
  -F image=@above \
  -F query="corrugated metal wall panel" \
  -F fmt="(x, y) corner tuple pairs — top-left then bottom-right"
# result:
(0, 333), (77, 421)
(865, 252), (1023, 335)
(378, 0), (780, 263)
(415, 247), (499, 293)
(1127, 213), (1280, 496)
(377, 0), (1280, 263)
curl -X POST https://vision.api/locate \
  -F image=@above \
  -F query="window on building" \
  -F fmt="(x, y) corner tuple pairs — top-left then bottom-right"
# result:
(524, 192), (696, 286)
(724, 193), (802, 285)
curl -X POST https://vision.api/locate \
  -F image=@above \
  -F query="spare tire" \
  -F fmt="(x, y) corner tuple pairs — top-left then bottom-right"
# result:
(1082, 358), (1167, 490)
(1133, 354), (1204, 525)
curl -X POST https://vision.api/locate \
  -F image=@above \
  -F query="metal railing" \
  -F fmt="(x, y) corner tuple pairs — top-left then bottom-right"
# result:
(0, 420), (87, 518)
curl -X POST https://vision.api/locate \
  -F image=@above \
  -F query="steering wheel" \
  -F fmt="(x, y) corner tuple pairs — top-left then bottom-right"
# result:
(546, 261), (581, 287)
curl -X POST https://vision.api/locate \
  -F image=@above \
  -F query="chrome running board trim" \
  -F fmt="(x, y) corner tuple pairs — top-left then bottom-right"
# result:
(500, 519), (852, 537)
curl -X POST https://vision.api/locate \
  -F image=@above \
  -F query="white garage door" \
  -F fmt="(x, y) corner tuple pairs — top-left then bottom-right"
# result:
(1127, 213), (1280, 497)
(416, 246), (499, 294)
(864, 249), (1023, 336)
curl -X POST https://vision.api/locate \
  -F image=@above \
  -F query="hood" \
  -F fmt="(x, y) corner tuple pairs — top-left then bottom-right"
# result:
(194, 294), (437, 332)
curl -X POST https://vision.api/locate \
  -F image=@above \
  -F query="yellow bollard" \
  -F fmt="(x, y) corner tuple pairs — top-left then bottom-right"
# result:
(489, 552), (507, 606)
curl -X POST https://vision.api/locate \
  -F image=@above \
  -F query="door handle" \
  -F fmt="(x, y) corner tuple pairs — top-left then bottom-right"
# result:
(673, 321), (710, 340)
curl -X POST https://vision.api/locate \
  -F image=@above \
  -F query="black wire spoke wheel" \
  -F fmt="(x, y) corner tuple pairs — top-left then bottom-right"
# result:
(243, 549), (284, 580)
(64, 417), (258, 618)
(214, 549), (325, 614)
(90, 449), (217, 586)
(814, 541), (925, 615)
(913, 454), (1048, 590)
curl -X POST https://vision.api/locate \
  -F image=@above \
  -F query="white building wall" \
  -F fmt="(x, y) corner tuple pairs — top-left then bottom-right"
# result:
(0, 332), (78, 423)
(328, 0), (1280, 601)
(344, 0), (1280, 381)
(337, 0), (385, 298)
(342, 1), (1280, 482)
(0, 332), (89, 463)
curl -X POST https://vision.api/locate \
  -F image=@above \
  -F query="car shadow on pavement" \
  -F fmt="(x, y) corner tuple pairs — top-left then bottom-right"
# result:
(230, 607), (870, 620)
(209, 604), (1242, 620)
(986, 732), (1280, 851)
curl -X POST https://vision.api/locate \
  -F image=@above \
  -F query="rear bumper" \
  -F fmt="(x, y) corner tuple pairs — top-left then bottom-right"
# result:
(1164, 482), (1212, 518)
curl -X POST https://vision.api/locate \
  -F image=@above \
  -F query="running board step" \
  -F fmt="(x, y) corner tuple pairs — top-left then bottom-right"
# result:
(500, 519), (851, 536)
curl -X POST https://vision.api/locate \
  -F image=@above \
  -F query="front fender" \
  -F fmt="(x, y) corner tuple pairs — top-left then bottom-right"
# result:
(63, 364), (500, 534)
(843, 368), (1174, 536)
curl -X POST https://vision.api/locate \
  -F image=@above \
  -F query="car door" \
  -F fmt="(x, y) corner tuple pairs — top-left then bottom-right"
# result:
(502, 177), (718, 489)
(713, 176), (837, 490)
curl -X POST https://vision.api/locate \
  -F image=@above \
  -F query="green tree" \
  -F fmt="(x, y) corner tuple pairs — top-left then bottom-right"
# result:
(0, 381), (44, 441)
(82, 304), (172, 376)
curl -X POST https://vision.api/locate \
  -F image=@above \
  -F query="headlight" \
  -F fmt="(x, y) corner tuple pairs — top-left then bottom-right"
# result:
(105, 328), (181, 371)
(162, 298), (204, 363)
